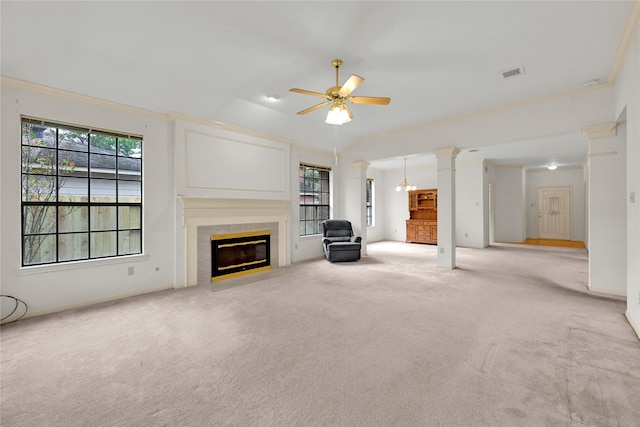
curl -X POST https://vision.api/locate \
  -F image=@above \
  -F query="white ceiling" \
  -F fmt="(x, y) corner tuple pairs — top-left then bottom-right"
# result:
(1, 1), (633, 170)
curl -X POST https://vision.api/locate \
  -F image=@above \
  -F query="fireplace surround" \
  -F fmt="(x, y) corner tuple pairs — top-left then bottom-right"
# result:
(178, 197), (289, 286)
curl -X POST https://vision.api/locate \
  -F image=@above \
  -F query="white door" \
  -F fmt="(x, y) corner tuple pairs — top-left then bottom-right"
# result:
(538, 186), (571, 240)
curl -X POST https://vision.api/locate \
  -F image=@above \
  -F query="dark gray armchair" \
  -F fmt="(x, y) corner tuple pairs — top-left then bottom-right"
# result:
(321, 220), (362, 262)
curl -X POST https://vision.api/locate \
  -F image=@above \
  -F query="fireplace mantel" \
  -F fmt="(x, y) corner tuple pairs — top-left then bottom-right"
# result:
(178, 197), (289, 286)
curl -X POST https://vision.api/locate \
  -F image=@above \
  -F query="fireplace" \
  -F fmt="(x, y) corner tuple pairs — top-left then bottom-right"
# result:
(211, 230), (271, 281)
(178, 197), (289, 287)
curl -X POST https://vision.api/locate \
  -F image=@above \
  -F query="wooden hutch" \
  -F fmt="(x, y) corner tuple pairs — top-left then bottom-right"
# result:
(406, 189), (438, 244)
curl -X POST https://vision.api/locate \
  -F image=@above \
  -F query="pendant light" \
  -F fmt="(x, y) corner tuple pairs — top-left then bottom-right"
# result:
(396, 159), (417, 192)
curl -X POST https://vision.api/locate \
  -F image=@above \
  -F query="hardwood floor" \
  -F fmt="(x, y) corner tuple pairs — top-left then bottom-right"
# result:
(521, 238), (586, 249)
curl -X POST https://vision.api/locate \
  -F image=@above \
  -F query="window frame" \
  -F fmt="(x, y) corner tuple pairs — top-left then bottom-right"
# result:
(20, 117), (143, 267)
(366, 178), (374, 227)
(299, 163), (331, 236)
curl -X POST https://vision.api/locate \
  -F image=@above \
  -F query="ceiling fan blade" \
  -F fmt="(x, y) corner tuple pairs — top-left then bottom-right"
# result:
(338, 75), (364, 97)
(349, 96), (391, 105)
(290, 88), (327, 98)
(296, 101), (329, 115)
(343, 103), (354, 120)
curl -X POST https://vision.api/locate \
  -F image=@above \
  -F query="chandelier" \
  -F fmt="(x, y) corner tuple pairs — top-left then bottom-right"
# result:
(396, 159), (416, 192)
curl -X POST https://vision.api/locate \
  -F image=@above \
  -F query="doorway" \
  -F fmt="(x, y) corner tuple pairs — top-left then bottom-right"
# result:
(537, 186), (572, 240)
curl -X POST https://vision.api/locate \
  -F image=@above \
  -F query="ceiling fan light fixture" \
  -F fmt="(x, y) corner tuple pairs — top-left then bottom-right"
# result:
(325, 104), (351, 125)
(547, 164), (558, 170)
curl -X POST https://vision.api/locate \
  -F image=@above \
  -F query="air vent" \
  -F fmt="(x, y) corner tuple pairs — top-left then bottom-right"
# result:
(501, 66), (525, 79)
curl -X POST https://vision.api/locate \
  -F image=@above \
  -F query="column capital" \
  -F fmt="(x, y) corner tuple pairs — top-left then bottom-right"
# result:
(581, 122), (618, 140)
(434, 147), (461, 160)
(352, 161), (370, 170)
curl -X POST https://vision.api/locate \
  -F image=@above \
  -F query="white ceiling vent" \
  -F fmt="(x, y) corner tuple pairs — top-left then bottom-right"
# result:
(501, 66), (525, 79)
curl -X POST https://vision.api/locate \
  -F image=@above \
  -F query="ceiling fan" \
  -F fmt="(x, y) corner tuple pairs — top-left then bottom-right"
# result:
(290, 59), (391, 125)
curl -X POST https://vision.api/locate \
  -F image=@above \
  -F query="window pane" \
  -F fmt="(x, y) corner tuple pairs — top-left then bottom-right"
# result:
(23, 234), (56, 265)
(305, 221), (315, 235)
(59, 206), (88, 232)
(119, 230), (141, 255)
(118, 137), (141, 157)
(22, 146), (57, 175)
(90, 134), (117, 155)
(59, 150), (87, 177)
(59, 177), (88, 202)
(59, 233), (88, 261)
(90, 231), (117, 258)
(22, 175), (56, 201)
(23, 205), (56, 235)
(91, 206), (117, 231)
(118, 180), (141, 203)
(58, 127), (89, 151)
(90, 179), (116, 203)
(305, 206), (315, 220)
(22, 123), (55, 147)
(119, 206), (141, 229)
(90, 153), (116, 177)
(118, 158), (141, 181)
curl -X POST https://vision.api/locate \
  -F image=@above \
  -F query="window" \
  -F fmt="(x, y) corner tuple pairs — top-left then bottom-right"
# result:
(21, 117), (142, 266)
(299, 163), (330, 236)
(366, 178), (374, 227)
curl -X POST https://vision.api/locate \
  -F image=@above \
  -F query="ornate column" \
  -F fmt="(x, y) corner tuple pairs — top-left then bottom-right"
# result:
(434, 147), (460, 269)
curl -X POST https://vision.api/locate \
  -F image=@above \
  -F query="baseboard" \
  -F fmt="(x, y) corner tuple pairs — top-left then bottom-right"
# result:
(20, 285), (175, 320)
(626, 311), (640, 341)
(587, 283), (627, 300)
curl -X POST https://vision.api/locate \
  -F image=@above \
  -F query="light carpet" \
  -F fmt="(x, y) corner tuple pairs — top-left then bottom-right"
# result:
(1, 241), (639, 426)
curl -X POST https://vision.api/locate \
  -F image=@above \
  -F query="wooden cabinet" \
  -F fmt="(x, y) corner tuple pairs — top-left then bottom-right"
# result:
(406, 189), (437, 244)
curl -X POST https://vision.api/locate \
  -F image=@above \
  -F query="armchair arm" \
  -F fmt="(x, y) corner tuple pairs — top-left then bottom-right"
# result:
(351, 236), (362, 243)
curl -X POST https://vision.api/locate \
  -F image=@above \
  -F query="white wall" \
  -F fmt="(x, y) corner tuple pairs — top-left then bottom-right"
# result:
(493, 167), (526, 243)
(456, 159), (488, 248)
(614, 19), (640, 335)
(525, 167), (586, 241)
(1, 81), (175, 316)
(587, 127), (627, 296)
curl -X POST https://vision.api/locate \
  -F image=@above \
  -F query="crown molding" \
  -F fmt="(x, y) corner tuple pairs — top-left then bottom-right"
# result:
(1, 75), (168, 121)
(344, 83), (613, 157)
(581, 122), (618, 140)
(607, 0), (640, 84)
(291, 142), (334, 157)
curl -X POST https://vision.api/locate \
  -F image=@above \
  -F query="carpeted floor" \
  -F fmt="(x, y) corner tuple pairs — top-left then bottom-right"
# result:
(1, 241), (639, 426)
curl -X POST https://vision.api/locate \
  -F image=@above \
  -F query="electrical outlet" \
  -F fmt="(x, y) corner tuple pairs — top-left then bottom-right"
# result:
(127, 266), (134, 276)
(439, 247), (445, 254)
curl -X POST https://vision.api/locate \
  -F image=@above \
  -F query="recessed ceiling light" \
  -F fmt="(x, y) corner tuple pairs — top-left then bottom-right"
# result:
(266, 94), (280, 102)
(547, 165), (558, 170)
